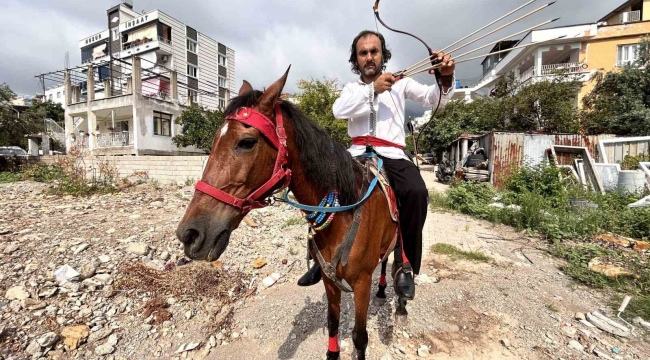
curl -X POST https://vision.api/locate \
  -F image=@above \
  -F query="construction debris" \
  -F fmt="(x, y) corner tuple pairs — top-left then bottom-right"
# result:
(587, 258), (639, 279)
(585, 312), (630, 338)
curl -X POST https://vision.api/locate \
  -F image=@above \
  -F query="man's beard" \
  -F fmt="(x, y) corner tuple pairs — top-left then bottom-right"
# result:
(360, 61), (380, 77)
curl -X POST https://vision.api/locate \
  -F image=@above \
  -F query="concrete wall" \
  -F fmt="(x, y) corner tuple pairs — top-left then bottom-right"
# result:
(40, 155), (209, 185)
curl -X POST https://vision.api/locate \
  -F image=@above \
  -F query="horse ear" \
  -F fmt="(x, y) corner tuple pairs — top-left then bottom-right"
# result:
(258, 65), (291, 118)
(238, 80), (253, 96)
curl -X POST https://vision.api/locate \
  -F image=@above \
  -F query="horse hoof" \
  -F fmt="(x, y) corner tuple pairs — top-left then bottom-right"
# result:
(376, 285), (386, 299)
(394, 313), (408, 326)
(326, 350), (340, 360)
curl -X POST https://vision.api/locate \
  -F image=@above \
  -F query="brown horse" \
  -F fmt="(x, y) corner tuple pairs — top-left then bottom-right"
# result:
(176, 68), (402, 359)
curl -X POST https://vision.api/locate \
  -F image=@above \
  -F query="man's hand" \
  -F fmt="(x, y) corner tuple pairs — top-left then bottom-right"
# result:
(428, 51), (455, 76)
(374, 73), (395, 94)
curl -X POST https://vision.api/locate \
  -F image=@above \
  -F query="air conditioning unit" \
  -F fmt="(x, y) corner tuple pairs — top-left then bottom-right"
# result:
(161, 55), (169, 63)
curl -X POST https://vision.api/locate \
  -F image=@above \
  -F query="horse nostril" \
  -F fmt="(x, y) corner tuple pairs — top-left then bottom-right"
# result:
(180, 228), (200, 246)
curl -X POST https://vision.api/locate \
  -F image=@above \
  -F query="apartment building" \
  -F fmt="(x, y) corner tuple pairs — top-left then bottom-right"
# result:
(39, 0), (236, 156)
(455, 0), (650, 106)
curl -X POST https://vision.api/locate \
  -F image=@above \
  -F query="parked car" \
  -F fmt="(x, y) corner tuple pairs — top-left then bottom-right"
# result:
(0, 146), (28, 158)
(420, 153), (434, 165)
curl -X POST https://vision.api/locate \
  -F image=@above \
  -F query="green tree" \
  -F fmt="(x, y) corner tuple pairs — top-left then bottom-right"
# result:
(0, 83), (60, 149)
(172, 105), (224, 153)
(294, 78), (351, 146)
(420, 72), (583, 152)
(581, 36), (650, 136)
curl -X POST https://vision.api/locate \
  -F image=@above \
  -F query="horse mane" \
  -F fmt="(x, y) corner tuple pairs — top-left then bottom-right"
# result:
(225, 91), (360, 205)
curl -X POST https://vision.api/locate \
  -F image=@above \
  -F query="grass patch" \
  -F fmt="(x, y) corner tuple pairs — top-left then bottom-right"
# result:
(0, 171), (22, 183)
(431, 243), (493, 263)
(429, 190), (450, 210)
(545, 303), (559, 313)
(282, 217), (304, 228)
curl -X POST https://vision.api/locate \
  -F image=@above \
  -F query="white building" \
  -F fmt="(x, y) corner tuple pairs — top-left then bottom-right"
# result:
(39, 0), (235, 156)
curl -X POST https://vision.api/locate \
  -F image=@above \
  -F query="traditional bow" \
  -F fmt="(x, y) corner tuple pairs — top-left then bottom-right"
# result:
(373, 0), (444, 166)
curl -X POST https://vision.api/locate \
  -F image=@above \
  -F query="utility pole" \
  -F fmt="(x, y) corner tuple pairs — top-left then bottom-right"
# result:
(107, 13), (113, 97)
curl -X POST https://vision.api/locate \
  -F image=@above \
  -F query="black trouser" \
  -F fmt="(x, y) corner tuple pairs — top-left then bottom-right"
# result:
(380, 156), (428, 274)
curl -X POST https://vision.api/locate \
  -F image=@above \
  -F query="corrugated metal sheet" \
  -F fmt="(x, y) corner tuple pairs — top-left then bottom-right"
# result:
(552, 134), (614, 166)
(490, 132), (524, 188)
(601, 137), (650, 163)
(482, 132), (615, 188)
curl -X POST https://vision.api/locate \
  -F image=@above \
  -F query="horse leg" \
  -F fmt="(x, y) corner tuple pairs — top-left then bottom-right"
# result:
(395, 295), (409, 326)
(376, 259), (388, 298)
(324, 280), (342, 360)
(352, 274), (371, 360)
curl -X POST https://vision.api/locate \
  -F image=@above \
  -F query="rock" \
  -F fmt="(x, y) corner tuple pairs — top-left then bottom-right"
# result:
(61, 325), (90, 350)
(39, 287), (58, 299)
(262, 273), (281, 288)
(588, 258), (639, 279)
(415, 274), (435, 285)
(127, 243), (149, 255)
(26, 340), (42, 356)
(568, 340), (585, 352)
(22, 298), (46, 310)
(381, 355), (394, 360)
(79, 263), (97, 280)
(129, 214), (141, 220)
(95, 343), (115, 356)
(94, 274), (112, 285)
(489, 203), (505, 209)
(106, 228), (116, 234)
(37, 332), (60, 347)
(55, 265), (80, 284)
(575, 313), (586, 321)
(3, 243), (19, 255)
(500, 338), (511, 348)
(5, 285), (30, 300)
(175, 342), (201, 353)
(632, 317), (650, 329)
(106, 334), (119, 347)
(89, 327), (113, 343)
(98, 255), (111, 263)
(73, 243), (90, 255)
(417, 345), (430, 357)
(252, 258), (267, 269)
(561, 326), (577, 337)
(160, 251), (170, 261)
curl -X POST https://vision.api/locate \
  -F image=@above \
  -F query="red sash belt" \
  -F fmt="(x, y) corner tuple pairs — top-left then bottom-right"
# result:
(351, 136), (405, 150)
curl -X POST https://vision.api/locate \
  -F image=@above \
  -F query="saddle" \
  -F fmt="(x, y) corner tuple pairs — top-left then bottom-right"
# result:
(309, 152), (401, 292)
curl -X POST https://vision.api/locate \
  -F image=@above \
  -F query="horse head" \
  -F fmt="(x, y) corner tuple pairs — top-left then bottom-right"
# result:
(176, 67), (291, 261)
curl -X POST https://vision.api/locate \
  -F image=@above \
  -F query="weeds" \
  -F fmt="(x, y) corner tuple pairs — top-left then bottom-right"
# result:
(0, 171), (22, 183)
(545, 303), (559, 313)
(430, 243), (493, 263)
(185, 177), (195, 186)
(282, 217), (304, 228)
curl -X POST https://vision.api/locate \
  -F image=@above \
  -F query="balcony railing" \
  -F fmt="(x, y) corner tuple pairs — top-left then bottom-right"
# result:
(96, 131), (133, 148)
(520, 67), (535, 83)
(620, 10), (641, 24)
(122, 36), (170, 51)
(541, 62), (586, 75)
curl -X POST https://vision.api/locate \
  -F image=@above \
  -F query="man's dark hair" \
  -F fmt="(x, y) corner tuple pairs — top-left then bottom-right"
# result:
(349, 30), (392, 75)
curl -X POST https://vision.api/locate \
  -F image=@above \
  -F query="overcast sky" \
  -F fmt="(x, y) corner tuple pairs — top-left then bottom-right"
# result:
(1, 0), (617, 116)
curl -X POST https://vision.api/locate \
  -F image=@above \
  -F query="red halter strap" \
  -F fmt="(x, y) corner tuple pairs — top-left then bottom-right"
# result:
(194, 105), (291, 215)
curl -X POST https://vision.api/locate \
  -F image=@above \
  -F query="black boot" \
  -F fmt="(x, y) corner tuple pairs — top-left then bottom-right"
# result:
(391, 261), (415, 300)
(297, 262), (322, 286)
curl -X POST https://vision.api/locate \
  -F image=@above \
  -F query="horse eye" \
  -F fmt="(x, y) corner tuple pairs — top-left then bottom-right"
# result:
(236, 138), (257, 150)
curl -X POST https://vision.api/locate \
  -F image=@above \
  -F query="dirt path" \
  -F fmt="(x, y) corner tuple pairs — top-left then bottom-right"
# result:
(1, 178), (648, 360)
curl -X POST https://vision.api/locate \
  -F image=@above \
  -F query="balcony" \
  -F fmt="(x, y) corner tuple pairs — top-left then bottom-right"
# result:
(620, 10), (641, 24)
(541, 62), (587, 75)
(520, 67), (535, 83)
(96, 132), (133, 148)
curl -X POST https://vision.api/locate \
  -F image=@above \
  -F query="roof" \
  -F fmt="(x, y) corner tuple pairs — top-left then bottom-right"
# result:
(480, 40), (519, 65)
(599, 0), (639, 22)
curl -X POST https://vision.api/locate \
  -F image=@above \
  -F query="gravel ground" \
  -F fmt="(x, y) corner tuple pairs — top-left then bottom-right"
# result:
(0, 179), (648, 360)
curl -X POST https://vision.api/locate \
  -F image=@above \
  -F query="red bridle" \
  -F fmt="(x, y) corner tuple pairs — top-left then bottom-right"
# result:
(194, 105), (292, 215)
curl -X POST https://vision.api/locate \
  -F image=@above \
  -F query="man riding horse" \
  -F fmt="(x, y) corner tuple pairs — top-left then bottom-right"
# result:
(297, 30), (456, 299)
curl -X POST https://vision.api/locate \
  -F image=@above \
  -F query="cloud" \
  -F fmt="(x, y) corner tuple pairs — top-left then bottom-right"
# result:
(1, 0), (617, 111)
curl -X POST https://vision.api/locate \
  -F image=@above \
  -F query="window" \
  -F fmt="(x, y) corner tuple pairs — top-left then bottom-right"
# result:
(617, 44), (639, 66)
(187, 39), (198, 53)
(188, 89), (198, 103)
(218, 98), (225, 109)
(218, 54), (227, 66)
(57, 92), (61, 98)
(218, 76), (227, 87)
(111, 27), (119, 41)
(153, 111), (172, 136)
(187, 64), (198, 78)
(48, 94), (53, 100)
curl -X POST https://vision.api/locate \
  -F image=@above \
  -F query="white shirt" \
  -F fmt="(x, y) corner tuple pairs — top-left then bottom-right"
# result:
(332, 75), (455, 160)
